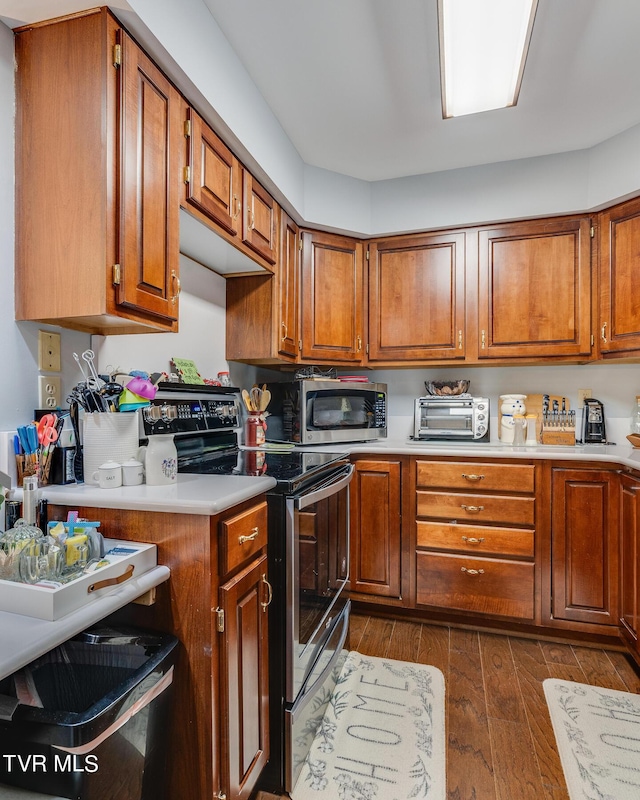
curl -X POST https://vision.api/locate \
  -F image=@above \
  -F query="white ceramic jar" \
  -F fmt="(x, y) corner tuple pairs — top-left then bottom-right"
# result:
(92, 460), (122, 489)
(121, 458), (145, 486)
(139, 435), (177, 486)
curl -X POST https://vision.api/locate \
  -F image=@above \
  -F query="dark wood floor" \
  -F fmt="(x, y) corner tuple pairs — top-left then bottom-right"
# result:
(257, 615), (640, 800)
(349, 614), (640, 800)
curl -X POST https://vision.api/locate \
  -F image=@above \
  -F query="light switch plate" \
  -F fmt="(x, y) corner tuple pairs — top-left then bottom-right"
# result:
(577, 388), (592, 406)
(38, 330), (61, 372)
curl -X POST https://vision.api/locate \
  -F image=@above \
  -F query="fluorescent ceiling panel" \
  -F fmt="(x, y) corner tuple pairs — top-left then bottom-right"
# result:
(439, 0), (538, 118)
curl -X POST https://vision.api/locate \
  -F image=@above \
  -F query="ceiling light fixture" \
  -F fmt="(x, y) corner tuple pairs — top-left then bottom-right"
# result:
(438, 0), (538, 119)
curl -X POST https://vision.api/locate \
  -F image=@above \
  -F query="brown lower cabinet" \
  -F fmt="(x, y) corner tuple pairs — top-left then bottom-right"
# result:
(550, 468), (619, 629)
(349, 458), (404, 601)
(48, 499), (270, 800)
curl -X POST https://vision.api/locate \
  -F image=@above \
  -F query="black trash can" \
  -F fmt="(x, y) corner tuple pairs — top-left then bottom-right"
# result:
(0, 625), (178, 800)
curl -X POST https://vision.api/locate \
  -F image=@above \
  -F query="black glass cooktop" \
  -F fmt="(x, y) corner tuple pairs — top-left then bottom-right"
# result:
(174, 431), (347, 491)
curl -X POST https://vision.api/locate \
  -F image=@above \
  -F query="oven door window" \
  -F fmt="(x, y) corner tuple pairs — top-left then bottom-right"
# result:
(420, 404), (472, 432)
(297, 490), (348, 645)
(306, 390), (379, 432)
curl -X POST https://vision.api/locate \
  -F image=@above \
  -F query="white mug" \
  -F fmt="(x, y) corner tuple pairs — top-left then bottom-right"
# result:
(121, 458), (144, 486)
(92, 460), (122, 489)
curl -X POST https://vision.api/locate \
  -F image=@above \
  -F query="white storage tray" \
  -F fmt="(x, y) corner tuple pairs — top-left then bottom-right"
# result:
(0, 539), (157, 621)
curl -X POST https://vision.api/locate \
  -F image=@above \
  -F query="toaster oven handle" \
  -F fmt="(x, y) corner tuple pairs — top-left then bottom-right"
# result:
(296, 464), (354, 510)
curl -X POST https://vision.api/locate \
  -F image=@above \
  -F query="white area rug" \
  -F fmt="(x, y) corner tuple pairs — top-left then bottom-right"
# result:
(544, 678), (640, 800)
(292, 652), (446, 800)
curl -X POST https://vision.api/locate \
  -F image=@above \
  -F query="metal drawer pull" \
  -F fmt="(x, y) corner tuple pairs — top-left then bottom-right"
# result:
(261, 573), (273, 612)
(461, 536), (485, 544)
(461, 567), (485, 576)
(461, 504), (484, 513)
(238, 526), (259, 544)
(461, 473), (484, 482)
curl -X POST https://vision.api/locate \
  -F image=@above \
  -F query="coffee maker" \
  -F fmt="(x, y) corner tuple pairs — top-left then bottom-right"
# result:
(581, 398), (607, 443)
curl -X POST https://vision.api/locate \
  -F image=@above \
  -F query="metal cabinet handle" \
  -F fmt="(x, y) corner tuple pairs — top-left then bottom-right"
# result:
(248, 207), (255, 230)
(481, 329), (486, 349)
(601, 322), (608, 343)
(356, 335), (362, 352)
(461, 473), (484, 482)
(461, 504), (484, 513)
(261, 573), (273, 612)
(170, 270), (181, 304)
(238, 526), (259, 545)
(281, 322), (287, 342)
(233, 195), (240, 219)
(461, 536), (485, 544)
(461, 567), (484, 576)
(458, 330), (463, 349)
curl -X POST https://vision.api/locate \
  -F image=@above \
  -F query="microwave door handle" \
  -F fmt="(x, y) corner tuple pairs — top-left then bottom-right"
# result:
(296, 464), (354, 510)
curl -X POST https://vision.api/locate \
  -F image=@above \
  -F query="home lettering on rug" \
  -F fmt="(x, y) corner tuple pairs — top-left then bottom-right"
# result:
(292, 652), (446, 800)
(335, 670), (410, 781)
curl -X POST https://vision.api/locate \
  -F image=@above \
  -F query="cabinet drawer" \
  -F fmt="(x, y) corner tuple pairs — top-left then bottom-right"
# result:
(416, 552), (534, 619)
(417, 490), (534, 526)
(416, 461), (535, 493)
(220, 501), (268, 575)
(416, 520), (534, 558)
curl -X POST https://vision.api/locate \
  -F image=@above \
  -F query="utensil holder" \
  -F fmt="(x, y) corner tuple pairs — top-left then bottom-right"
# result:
(82, 412), (139, 486)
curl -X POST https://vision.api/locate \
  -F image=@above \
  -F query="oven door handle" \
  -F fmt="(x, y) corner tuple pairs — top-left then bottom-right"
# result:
(295, 464), (354, 510)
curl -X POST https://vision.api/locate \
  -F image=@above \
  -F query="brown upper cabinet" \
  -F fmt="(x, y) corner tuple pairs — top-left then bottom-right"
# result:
(14, 9), (182, 334)
(225, 210), (300, 363)
(598, 196), (640, 358)
(184, 106), (242, 236)
(181, 103), (278, 271)
(368, 231), (466, 362)
(300, 230), (365, 363)
(477, 216), (592, 360)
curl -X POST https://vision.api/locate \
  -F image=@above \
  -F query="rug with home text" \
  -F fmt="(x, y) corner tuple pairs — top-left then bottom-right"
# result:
(292, 652), (446, 800)
(544, 678), (640, 799)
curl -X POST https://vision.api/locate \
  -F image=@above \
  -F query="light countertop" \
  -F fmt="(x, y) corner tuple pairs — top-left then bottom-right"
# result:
(19, 473), (277, 516)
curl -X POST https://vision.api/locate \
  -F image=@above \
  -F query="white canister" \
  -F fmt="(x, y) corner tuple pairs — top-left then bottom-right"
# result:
(121, 458), (145, 486)
(92, 460), (122, 489)
(139, 434), (177, 486)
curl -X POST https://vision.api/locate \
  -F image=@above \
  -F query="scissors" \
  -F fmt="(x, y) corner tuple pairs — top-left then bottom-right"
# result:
(37, 414), (59, 447)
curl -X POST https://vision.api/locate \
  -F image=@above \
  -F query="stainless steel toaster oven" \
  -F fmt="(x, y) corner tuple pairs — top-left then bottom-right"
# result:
(413, 396), (489, 441)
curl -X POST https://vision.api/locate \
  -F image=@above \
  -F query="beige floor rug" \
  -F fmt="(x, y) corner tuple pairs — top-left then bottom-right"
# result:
(292, 652), (446, 800)
(544, 678), (640, 799)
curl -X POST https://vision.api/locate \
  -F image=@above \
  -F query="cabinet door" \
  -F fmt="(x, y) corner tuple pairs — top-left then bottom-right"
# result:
(350, 460), (402, 598)
(478, 217), (592, 359)
(551, 468), (619, 626)
(300, 230), (365, 363)
(219, 554), (270, 800)
(118, 31), (181, 322)
(279, 211), (300, 359)
(599, 197), (640, 356)
(621, 474), (640, 648)
(368, 232), (466, 361)
(242, 172), (277, 264)
(185, 107), (241, 235)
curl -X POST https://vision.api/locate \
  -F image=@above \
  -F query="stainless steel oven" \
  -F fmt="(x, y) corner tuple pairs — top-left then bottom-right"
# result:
(264, 458), (353, 794)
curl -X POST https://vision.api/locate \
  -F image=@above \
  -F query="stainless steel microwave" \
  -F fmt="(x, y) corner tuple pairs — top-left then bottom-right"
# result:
(264, 380), (387, 444)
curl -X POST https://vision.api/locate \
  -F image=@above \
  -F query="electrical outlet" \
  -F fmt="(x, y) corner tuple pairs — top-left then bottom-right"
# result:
(578, 388), (592, 406)
(38, 330), (61, 372)
(38, 376), (62, 409)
